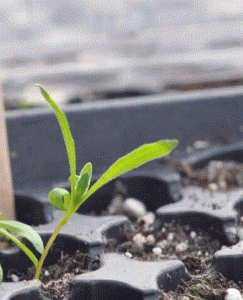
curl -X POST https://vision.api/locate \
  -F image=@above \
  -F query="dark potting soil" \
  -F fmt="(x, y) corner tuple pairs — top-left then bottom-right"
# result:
(6, 157), (243, 299)
(104, 218), (243, 299)
(104, 220), (222, 275)
(176, 160), (243, 191)
(6, 250), (100, 300)
(5, 217), (242, 299)
(159, 271), (243, 300)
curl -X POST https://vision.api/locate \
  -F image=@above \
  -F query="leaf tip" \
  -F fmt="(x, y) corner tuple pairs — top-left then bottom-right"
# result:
(171, 139), (179, 147)
(35, 83), (42, 90)
(86, 162), (92, 171)
(35, 84), (47, 97)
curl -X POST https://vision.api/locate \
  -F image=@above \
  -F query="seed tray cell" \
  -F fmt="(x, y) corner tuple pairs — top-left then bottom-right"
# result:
(3, 89), (243, 299)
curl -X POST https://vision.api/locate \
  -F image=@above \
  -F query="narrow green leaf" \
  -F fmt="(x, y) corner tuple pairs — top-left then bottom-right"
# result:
(0, 220), (44, 255)
(72, 173), (90, 210)
(0, 265), (3, 282)
(79, 162), (92, 179)
(84, 139), (178, 201)
(72, 163), (92, 210)
(37, 85), (76, 193)
(49, 188), (70, 211)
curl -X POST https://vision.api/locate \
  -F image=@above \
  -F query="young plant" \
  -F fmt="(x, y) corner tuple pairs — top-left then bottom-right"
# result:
(34, 86), (178, 279)
(0, 213), (44, 282)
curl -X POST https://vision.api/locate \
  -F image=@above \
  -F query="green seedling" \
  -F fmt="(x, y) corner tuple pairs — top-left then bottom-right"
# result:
(34, 86), (178, 279)
(0, 213), (44, 282)
(185, 281), (212, 300)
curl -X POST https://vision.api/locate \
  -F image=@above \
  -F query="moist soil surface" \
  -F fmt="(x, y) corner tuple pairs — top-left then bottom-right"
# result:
(6, 216), (243, 299)
(104, 221), (222, 274)
(103, 157), (243, 299)
(159, 271), (242, 300)
(6, 250), (100, 300)
(104, 216), (243, 299)
(8, 218), (241, 299)
(176, 160), (243, 191)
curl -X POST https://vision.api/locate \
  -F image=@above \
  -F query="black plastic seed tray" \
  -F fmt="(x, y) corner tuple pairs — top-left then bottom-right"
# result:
(2, 88), (243, 299)
(1, 182), (190, 300)
(2, 168), (243, 299)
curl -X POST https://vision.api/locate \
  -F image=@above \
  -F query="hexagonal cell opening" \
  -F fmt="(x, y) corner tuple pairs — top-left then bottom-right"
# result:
(15, 194), (53, 225)
(0, 234), (97, 282)
(8, 289), (45, 300)
(184, 145), (243, 171)
(72, 281), (146, 300)
(75, 175), (176, 216)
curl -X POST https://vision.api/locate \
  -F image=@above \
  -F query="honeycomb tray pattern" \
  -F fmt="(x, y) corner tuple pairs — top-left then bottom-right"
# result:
(2, 144), (243, 299)
(3, 89), (243, 299)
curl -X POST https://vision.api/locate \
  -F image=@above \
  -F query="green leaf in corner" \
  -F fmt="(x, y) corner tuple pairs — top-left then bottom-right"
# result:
(84, 139), (178, 201)
(49, 188), (70, 211)
(0, 221), (44, 255)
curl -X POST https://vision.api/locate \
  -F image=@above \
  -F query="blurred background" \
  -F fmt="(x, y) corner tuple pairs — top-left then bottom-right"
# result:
(1, 0), (243, 109)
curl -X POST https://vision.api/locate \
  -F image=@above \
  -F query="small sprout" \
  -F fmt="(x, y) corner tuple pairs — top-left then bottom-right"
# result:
(33, 86), (178, 279)
(186, 281), (211, 300)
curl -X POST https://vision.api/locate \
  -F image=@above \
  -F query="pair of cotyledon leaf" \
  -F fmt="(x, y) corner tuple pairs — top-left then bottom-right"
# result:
(49, 162), (92, 213)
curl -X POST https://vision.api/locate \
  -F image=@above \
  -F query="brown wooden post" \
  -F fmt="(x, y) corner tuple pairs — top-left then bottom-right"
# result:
(0, 86), (15, 220)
